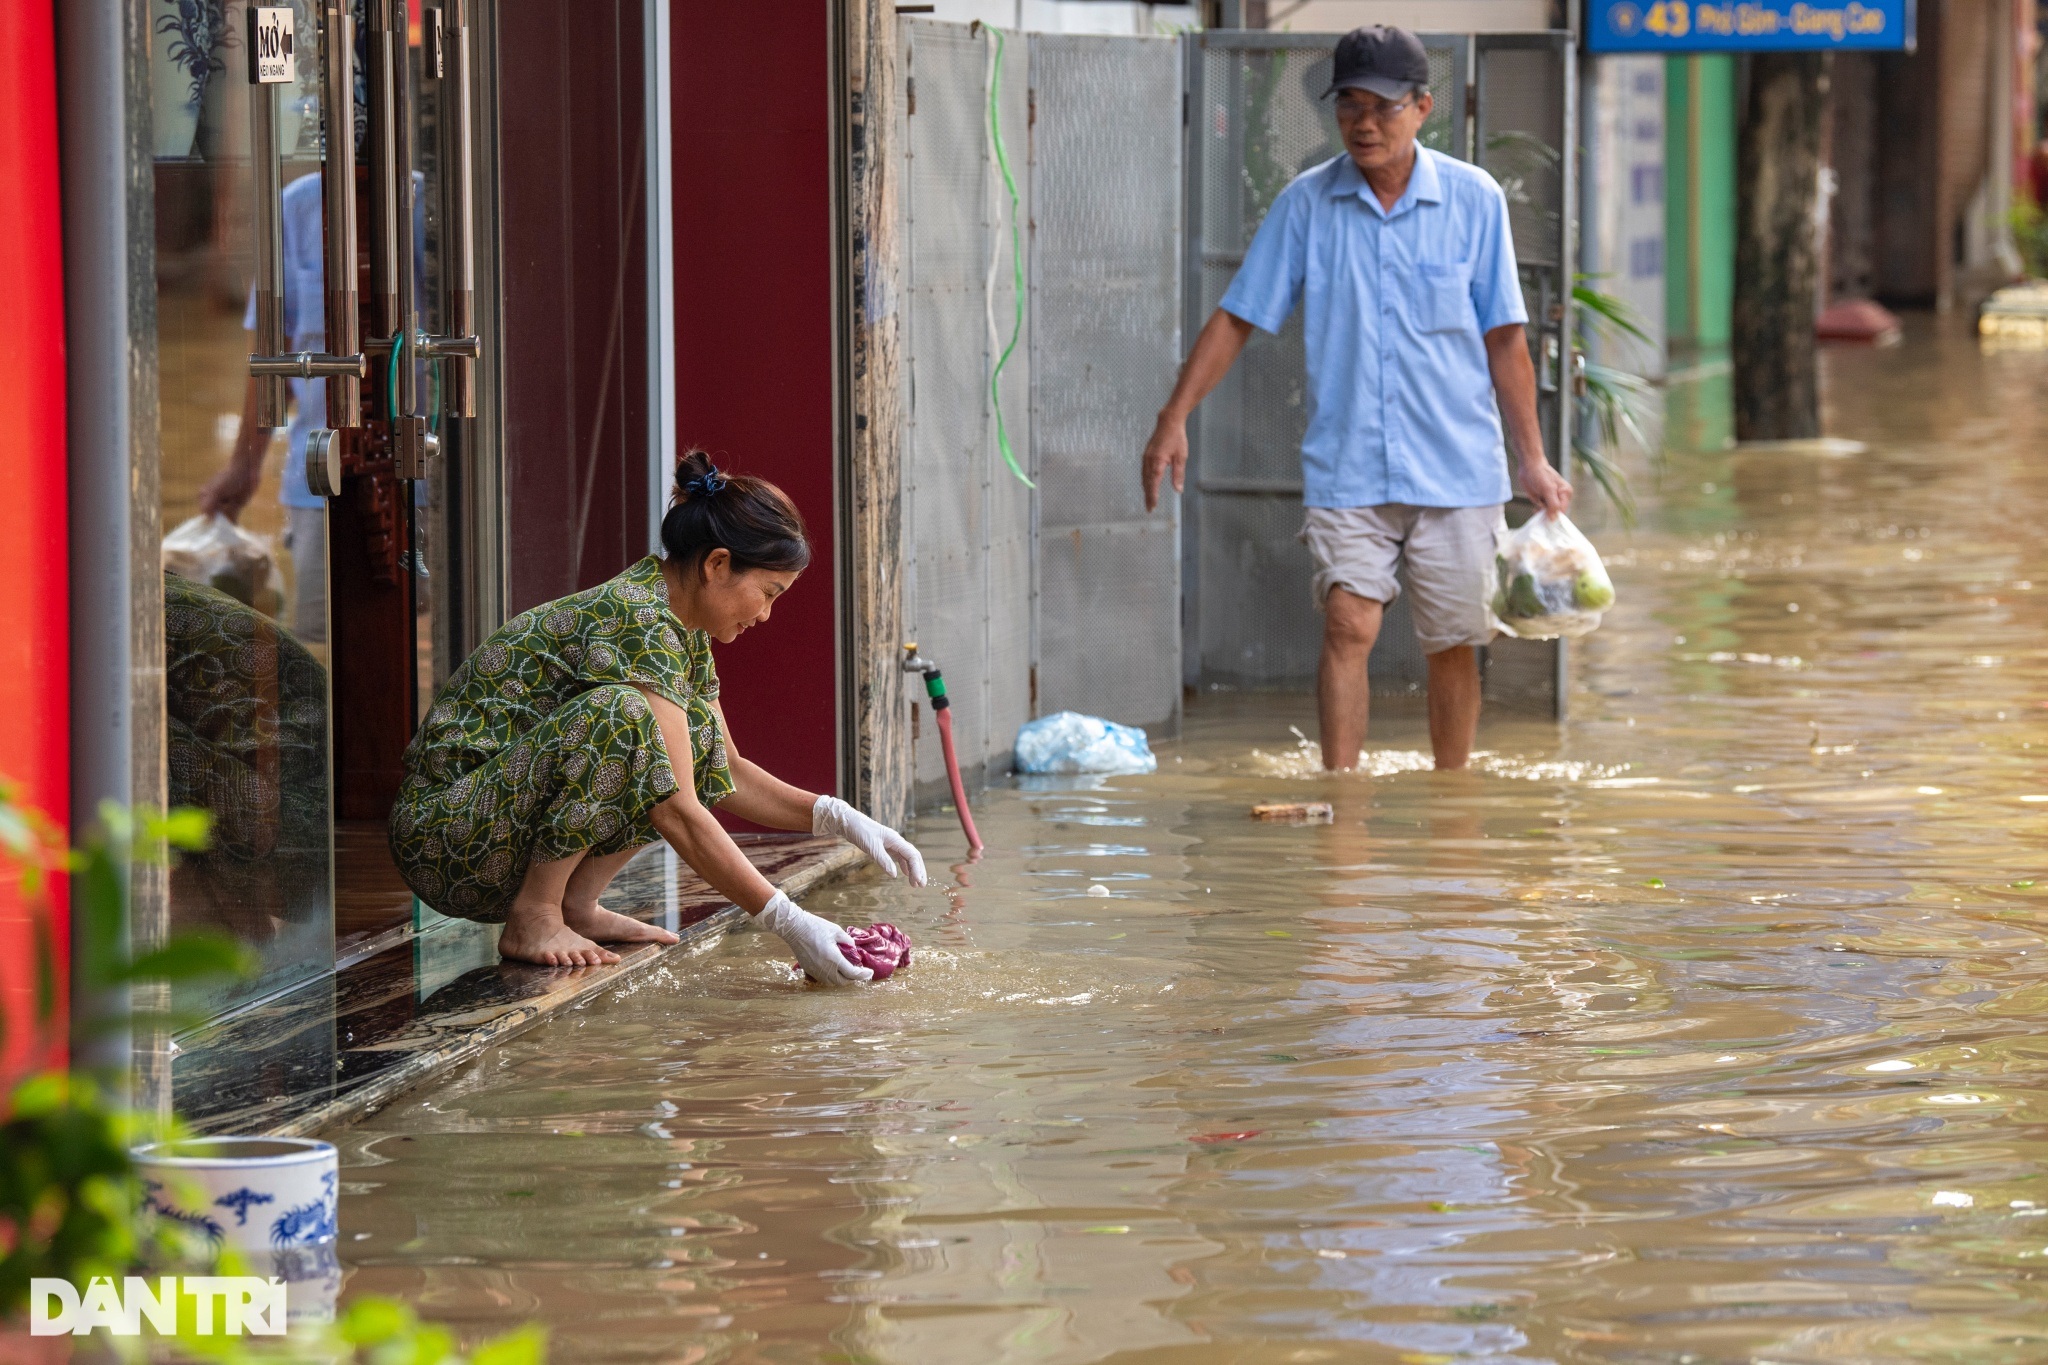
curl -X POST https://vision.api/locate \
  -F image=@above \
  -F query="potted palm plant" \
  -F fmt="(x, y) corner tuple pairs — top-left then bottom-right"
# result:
(1571, 277), (1659, 525)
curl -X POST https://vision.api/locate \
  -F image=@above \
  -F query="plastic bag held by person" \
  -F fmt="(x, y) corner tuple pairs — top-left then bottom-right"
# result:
(1490, 511), (1615, 640)
(162, 513), (286, 619)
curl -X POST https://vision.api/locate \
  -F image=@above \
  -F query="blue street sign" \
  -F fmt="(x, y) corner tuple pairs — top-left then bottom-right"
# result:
(1584, 0), (1915, 52)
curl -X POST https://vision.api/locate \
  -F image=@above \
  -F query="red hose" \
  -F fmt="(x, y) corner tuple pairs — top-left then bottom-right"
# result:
(933, 706), (984, 852)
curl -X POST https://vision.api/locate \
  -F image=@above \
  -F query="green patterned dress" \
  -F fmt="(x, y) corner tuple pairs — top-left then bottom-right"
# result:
(389, 556), (734, 922)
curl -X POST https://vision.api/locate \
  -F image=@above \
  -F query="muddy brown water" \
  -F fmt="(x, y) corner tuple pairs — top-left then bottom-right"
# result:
(338, 332), (2048, 1363)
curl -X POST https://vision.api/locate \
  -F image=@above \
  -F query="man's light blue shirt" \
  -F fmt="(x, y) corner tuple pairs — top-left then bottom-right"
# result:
(1218, 146), (1528, 510)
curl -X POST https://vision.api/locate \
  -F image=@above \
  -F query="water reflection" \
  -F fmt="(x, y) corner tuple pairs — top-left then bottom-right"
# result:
(165, 572), (331, 1018)
(156, 59), (336, 1014)
(337, 328), (2048, 1362)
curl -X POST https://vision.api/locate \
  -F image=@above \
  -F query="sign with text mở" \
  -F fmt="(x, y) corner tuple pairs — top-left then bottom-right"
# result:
(1585, 0), (1914, 51)
(246, 6), (296, 83)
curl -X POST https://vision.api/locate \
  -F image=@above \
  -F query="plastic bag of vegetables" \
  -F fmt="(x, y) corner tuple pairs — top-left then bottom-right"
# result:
(1490, 511), (1614, 640)
(162, 513), (286, 619)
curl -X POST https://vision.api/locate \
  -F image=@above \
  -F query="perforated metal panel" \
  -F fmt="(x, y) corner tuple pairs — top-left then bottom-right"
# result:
(1182, 31), (1573, 712)
(899, 19), (1034, 791)
(1029, 34), (1184, 734)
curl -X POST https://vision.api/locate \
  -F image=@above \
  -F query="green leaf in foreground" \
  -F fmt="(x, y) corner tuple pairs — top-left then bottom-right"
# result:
(115, 932), (260, 985)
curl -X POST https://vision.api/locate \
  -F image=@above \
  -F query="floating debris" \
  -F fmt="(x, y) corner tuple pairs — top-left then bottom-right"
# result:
(1251, 801), (1333, 822)
(1810, 722), (1858, 755)
(1978, 280), (2048, 348)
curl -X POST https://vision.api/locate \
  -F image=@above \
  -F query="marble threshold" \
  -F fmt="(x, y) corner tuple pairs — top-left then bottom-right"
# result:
(172, 835), (865, 1138)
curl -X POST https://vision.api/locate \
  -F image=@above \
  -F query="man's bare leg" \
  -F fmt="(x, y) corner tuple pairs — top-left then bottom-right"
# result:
(1317, 588), (1384, 770)
(499, 849), (620, 967)
(561, 846), (680, 948)
(1425, 645), (1482, 770)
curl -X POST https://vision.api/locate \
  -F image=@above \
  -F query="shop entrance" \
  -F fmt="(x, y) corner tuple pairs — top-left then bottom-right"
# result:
(155, 0), (489, 1023)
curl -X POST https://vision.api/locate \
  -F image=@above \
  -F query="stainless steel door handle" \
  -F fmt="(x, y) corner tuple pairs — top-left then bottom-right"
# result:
(367, 0), (455, 478)
(429, 0), (479, 419)
(246, 4), (289, 428)
(321, 0), (363, 428)
(381, 0), (431, 476)
(249, 4), (366, 427)
(366, 0), (402, 344)
(339, 0), (480, 481)
(251, 353), (369, 378)
(416, 334), (479, 359)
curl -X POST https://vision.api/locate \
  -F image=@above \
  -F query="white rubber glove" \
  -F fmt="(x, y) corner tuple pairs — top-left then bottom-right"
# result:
(812, 794), (928, 887)
(756, 891), (872, 986)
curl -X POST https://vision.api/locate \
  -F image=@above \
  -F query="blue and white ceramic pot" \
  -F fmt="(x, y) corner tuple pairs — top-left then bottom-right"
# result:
(150, 0), (230, 159)
(131, 1136), (339, 1255)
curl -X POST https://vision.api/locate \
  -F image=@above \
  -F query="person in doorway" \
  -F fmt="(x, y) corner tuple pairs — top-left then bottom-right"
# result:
(199, 172), (331, 641)
(1140, 25), (1571, 770)
(388, 451), (927, 979)
(199, 172), (424, 642)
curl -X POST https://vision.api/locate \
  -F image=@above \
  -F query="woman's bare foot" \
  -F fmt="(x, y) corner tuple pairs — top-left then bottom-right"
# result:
(498, 900), (621, 967)
(562, 902), (681, 948)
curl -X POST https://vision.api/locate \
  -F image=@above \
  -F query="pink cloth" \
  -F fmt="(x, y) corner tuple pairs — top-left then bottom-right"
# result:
(834, 923), (913, 981)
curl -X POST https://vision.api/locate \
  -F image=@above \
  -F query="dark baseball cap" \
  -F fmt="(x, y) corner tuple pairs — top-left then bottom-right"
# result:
(1323, 25), (1430, 100)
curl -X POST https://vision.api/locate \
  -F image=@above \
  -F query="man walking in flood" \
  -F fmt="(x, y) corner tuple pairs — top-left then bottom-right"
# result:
(1142, 24), (1571, 770)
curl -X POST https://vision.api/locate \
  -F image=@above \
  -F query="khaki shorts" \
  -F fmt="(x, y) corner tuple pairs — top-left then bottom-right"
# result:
(1299, 503), (1505, 655)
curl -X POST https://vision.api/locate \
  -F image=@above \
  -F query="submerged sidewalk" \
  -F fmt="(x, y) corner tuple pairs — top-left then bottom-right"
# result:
(172, 835), (865, 1137)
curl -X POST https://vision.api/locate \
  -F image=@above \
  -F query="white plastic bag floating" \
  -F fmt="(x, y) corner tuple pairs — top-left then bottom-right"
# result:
(1014, 711), (1157, 775)
(162, 513), (286, 619)
(1490, 510), (1614, 640)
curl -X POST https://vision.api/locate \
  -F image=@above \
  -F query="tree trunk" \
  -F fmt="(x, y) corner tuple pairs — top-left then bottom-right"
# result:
(1733, 52), (1831, 441)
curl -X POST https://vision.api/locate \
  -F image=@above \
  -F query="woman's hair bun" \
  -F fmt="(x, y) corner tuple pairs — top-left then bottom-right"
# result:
(674, 449), (729, 500)
(662, 448), (810, 575)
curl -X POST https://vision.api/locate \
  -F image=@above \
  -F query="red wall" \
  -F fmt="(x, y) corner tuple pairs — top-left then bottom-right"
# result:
(498, 2), (653, 615)
(0, 0), (70, 1082)
(671, 4), (840, 800)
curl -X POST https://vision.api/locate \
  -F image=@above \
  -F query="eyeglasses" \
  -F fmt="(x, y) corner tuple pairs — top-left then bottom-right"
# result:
(1333, 93), (1419, 124)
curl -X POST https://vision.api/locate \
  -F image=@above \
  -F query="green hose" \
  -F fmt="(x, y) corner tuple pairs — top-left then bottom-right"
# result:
(387, 329), (405, 423)
(389, 331), (442, 439)
(985, 25), (1033, 489)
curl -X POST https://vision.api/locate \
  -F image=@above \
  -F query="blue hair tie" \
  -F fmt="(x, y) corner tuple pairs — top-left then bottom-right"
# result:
(684, 469), (728, 497)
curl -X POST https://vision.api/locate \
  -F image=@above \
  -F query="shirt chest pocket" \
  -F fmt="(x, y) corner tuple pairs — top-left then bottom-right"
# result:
(1411, 260), (1473, 333)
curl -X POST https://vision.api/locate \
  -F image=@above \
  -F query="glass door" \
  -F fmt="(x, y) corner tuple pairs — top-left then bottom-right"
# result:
(157, 0), (484, 1020)
(156, 0), (337, 1019)
(324, 0), (481, 963)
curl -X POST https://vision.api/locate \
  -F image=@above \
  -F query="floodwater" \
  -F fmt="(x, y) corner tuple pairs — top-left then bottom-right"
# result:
(337, 328), (2048, 1364)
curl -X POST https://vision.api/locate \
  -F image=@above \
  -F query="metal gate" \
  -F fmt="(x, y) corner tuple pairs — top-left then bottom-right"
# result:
(898, 20), (1185, 800)
(1029, 34), (1184, 736)
(898, 18), (1035, 794)
(1182, 30), (1575, 712)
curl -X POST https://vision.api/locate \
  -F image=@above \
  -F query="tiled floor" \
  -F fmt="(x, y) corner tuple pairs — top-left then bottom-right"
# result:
(171, 835), (864, 1137)
(334, 820), (418, 960)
